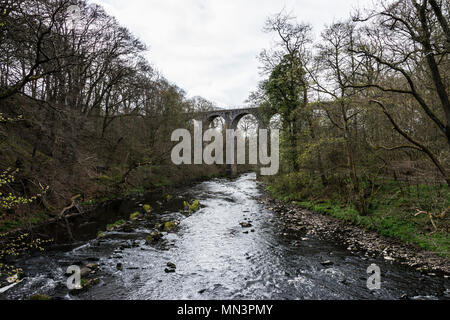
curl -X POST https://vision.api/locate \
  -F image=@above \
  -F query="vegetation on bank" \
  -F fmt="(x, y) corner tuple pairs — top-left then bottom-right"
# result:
(184, 199), (201, 214)
(251, 2), (450, 258)
(266, 174), (450, 257)
(0, 167), (224, 234)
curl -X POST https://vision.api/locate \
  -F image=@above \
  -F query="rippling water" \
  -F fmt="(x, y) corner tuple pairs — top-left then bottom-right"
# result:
(1, 173), (449, 300)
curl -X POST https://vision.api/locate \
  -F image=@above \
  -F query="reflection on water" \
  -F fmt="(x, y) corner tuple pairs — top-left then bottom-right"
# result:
(1, 173), (449, 300)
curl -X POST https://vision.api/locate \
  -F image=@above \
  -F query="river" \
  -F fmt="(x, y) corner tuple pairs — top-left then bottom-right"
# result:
(1, 173), (449, 300)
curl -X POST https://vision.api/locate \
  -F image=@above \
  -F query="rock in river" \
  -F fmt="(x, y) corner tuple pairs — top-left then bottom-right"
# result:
(240, 222), (253, 228)
(321, 260), (334, 266)
(165, 261), (177, 273)
(163, 221), (179, 232)
(164, 268), (176, 273)
(80, 267), (92, 277)
(146, 231), (163, 244)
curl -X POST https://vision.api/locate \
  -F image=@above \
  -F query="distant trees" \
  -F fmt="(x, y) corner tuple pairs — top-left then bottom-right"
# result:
(0, 0), (75, 100)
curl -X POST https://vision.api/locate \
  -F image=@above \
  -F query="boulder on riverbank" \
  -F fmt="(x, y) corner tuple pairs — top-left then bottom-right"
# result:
(146, 231), (163, 244)
(163, 221), (179, 232)
(29, 294), (51, 300)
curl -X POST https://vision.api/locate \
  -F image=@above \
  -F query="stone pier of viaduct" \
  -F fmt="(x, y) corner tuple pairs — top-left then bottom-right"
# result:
(186, 107), (270, 176)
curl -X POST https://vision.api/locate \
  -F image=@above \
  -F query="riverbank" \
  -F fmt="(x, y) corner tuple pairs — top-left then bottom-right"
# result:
(260, 193), (450, 275)
(0, 166), (231, 236)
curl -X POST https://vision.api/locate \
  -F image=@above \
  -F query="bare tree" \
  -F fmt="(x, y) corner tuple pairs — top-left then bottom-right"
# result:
(351, 0), (450, 145)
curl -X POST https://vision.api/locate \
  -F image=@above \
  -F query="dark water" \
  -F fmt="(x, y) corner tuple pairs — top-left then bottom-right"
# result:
(1, 173), (449, 300)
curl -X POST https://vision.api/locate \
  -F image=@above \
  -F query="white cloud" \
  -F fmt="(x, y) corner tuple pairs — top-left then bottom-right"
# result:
(91, 0), (369, 108)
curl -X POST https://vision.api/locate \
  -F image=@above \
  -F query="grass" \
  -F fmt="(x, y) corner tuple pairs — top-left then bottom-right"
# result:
(0, 166), (227, 235)
(267, 176), (450, 257)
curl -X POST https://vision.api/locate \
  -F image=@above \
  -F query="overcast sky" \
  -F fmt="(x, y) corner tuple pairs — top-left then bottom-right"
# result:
(91, 0), (371, 108)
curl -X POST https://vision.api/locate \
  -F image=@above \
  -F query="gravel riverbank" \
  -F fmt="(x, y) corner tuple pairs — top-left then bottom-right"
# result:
(260, 196), (450, 276)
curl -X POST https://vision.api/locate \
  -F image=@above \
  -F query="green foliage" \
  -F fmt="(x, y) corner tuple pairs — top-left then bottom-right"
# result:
(263, 54), (308, 171)
(106, 220), (126, 231)
(0, 113), (22, 123)
(268, 175), (450, 257)
(0, 211), (49, 233)
(0, 168), (48, 211)
(266, 172), (323, 201)
(146, 231), (163, 243)
(81, 199), (97, 206)
(129, 212), (140, 220)
(0, 9), (6, 28)
(163, 221), (178, 232)
(0, 232), (53, 278)
(189, 200), (200, 213)
(184, 200), (201, 214)
(266, 55), (306, 118)
(143, 204), (151, 213)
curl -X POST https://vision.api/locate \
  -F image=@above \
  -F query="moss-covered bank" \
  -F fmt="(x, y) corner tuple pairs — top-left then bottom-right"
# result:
(265, 175), (450, 258)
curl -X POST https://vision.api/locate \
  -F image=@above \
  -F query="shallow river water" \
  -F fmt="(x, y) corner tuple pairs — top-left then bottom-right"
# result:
(1, 173), (449, 300)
